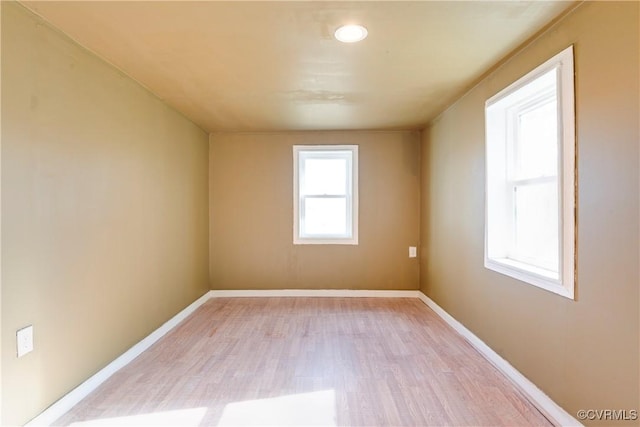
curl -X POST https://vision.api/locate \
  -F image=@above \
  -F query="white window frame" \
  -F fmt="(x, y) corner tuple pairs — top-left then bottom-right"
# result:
(484, 45), (576, 299)
(293, 145), (359, 245)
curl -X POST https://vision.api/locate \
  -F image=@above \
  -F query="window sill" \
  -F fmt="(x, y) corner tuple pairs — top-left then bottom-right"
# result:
(294, 237), (358, 245)
(485, 257), (574, 300)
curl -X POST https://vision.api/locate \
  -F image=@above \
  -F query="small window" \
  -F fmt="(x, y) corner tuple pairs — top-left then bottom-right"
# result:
(293, 145), (358, 245)
(485, 46), (575, 299)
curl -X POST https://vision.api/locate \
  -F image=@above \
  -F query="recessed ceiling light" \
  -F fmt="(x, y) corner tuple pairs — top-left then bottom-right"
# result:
(334, 25), (368, 43)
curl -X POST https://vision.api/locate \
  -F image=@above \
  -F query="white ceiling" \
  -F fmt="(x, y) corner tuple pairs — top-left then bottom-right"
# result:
(22, 1), (575, 132)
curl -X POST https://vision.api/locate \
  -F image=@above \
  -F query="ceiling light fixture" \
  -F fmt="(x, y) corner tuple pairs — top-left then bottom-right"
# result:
(334, 24), (368, 43)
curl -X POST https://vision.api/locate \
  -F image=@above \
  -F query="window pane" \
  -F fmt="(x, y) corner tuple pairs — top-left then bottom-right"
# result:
(303, 158), (347, 195)
(303, 197), (347, 236)
(512, 181), (559, 273)
(516, 98), (558, 179)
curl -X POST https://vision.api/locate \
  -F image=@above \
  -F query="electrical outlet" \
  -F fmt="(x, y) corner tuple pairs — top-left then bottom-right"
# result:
(409, 246), (417, 258)
(17, 325), (34, 357)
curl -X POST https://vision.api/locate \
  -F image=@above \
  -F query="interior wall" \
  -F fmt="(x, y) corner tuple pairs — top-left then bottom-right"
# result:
(1, 3), (210, 424)
(210, 131), (420, 291)
(420, 2), (639, 424)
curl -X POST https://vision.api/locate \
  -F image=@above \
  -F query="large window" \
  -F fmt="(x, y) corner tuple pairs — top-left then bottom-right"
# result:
(485, 46), (575, 299)
(293, 145), (358, 245)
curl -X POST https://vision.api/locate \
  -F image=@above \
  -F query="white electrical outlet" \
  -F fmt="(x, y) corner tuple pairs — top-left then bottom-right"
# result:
(409, 246), (417, 258)
(17, 325), (34, 357)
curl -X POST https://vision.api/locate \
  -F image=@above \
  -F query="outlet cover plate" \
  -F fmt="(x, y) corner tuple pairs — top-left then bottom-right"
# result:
(17, 325), (34, 357)
(409, 246), (417, 258)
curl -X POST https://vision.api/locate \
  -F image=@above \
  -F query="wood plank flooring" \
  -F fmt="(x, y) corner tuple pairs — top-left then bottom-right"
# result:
(54, 298), (552, 426)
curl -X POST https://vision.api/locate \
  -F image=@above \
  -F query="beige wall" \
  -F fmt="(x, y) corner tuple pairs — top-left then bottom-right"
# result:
(420, 2), (639, 424)
(210, 131), (420, 291)
(1, 3), (209, 424)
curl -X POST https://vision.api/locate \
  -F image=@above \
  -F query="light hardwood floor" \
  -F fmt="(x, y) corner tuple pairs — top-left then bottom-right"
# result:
(55, 297), (552, 426)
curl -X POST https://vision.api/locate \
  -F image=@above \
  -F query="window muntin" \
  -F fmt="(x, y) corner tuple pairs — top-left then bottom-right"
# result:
(293, 145), (358, 244)
(485, 46), (575, 299)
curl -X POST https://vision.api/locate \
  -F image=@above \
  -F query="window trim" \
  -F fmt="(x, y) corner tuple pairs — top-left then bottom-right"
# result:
(293, 145), (359, 245)
(484, 45), (576, 299)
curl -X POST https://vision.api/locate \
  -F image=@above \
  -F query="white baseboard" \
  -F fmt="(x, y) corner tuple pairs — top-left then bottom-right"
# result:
(416, 292), (581, 427)
(25, 291), (212, 426)
(209, 289), (420, 298)
(26, 289), (579, 427)
(26, 289), (416, 425)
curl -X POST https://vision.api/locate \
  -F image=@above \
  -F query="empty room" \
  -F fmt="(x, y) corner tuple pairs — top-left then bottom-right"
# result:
(1, 1), (638, 426)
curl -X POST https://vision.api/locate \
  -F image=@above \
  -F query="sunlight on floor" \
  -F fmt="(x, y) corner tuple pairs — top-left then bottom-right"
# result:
(218, 389), (337, 426)
(69, 407), (208, 426)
